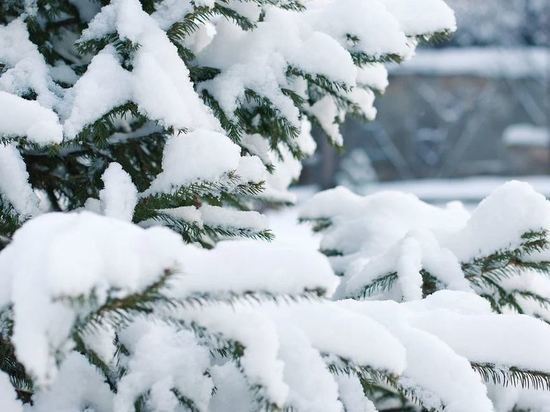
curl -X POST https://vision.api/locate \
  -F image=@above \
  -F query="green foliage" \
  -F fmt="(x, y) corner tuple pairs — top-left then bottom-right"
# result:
(472, 363), (550, 391)
(0, 198), (21, 247)
(321, 225), (550, 318)
(0, 311), (33, 403)
(463, 230), (550, 316)
(150, 211), (274, 248)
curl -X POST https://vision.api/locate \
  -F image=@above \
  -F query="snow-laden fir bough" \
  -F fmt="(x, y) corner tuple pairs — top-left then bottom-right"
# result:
(2, 0), (550, 411)
(301, 182), (550, 410)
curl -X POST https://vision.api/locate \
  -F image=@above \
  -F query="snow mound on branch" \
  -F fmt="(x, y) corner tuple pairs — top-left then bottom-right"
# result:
(0, 371), (22, 412)
(145, 130), (244, 194)
(302, 186), (468, 257)
(199, 204), (267, 231)
(336, 374), (377, 412)
(158, 204), (269, 235)
(380, 0), (456, 36)
(0, 143), (41, 217)
(115, 319), (213, 411)
(301, 182), (550, 301)
(30, 353), (113, 412)
(179, 300), (407, 407)
(309, 0), (409, 58)
(127, 0), (217, 132)
(62, 48), (132, 139)
(0, 19), (57, 109)
(99, 162), (138, 222)
(171, 240), (338, 299)
(341, 290), (550, 411)
(356, 64), (389, 92)
(445, 180), (550, 261)
(0, 212), (185, 385)
(0, 91), (63, 145)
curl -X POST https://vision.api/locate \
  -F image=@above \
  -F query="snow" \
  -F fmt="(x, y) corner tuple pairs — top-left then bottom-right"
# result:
(336, 374), (377, 412)
(158, 205), (202, 225)
(178, 300), (407, 407)
(199, 205), (268, 231)
(0, 371), (22, 412)
(181, 307), (290, 406)
(356, 64), (389, 92)
(129, 2), (217, 132)
(151, 0), (196, 30)
(157, 203), (270, 239)
(302, 187), (468, 257)
(63, 47), (132, 139)
(301, 181), (550, 302)
(209, 363), (253, 411)
(115, 319), (212, 412)
(49, 62), (78, 85)
(0, 91), (63, 145)
(146, 130), (241, 195)
(99, 162), (138, 221)
(271, 301), (407, 373)
(235, 155), (267, 183)
(4, 0), (548, 410)
(4, 190), (550, 410)
(0, 212), (185, 385)
(276, 324), (343, 412)
(0, 143), (40, 217)
(79, 322), (117, 366)
(503, 124), (550, 147)
(73, 0), (217, 138)
(260, 120), (318, 203)
(30, 353), (113, 412)
(446, 181), (550, 261)
(171, 239), (337, 300)
(379, 0), (456, 36)
(307, 96), (343, 146)
(341, 291), (550, 411)
(0, 19), (57, 109)
(489, 385), (550, 412)
(309, 0), (410, 59)
(347, 87), (377, 120)
(396, 325), (492, 411)
(402, 292), (550, 373)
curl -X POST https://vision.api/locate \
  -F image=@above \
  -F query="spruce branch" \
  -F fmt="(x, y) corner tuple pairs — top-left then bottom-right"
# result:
(166, 3), (255, 46)
(326, 356), (432, 410)
(351, 272), (399, 299)
(236, 89), (303, 159)
(149, 211), (274, 246)
(298, 217), (333, 232)
(0, 310), (34, 403)
(472, 363), (550, 391)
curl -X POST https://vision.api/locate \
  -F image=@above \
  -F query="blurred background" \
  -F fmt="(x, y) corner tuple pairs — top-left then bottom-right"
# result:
(300, 0), (550, 204)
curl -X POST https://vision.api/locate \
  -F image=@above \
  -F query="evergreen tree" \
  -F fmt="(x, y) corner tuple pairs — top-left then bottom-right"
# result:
(301, 182), (550, 409)
(1, 0), (550, 411)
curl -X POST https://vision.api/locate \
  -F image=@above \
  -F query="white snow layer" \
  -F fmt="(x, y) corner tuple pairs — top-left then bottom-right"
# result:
(145, 129), (242, 194)
(0, 212), (185, 385)
(301, 181), (550, 301)
(171, 240), (338, 299)
(3, 205), (550, 410)
(0, 371), (22, 412)
(0, 91), (63, 145)
(0, 143), (41, 216)
(99, 162), (138, 221)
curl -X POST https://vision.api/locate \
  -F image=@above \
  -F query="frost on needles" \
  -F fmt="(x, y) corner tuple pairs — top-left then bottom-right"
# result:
(2, 0), (550, 411)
